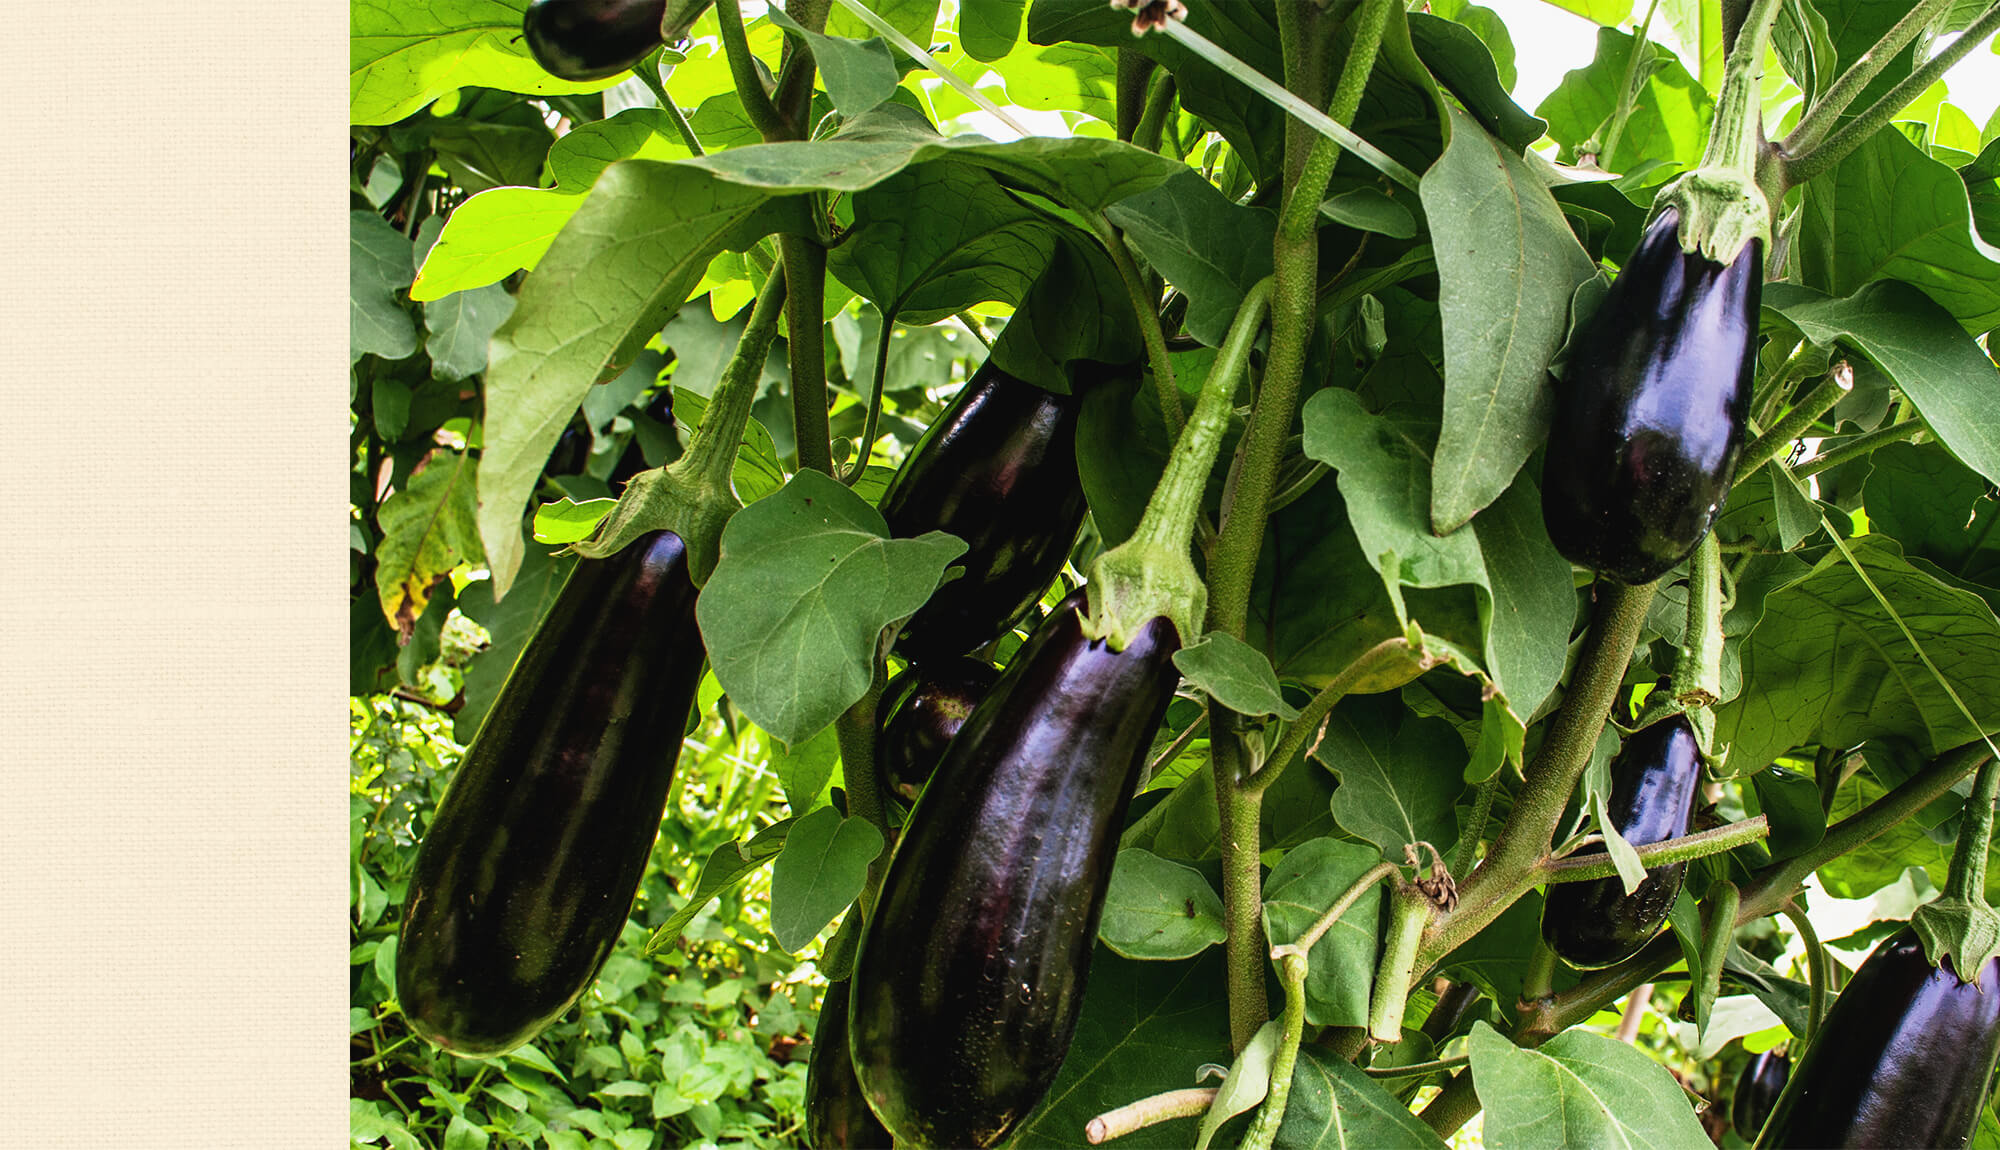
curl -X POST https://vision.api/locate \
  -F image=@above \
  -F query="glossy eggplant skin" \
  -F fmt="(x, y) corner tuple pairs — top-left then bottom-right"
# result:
(1731, 1050), (1789, 1142)
(849, 591), (1182, 1148)
(1541, 206), (1762, 585)
(1541, 714), (1702, 969)
(806, 980), (893, 1150)
(396, 530), (703, 1055)
(875, 657), (1000, 802)
(522, 0), (667, 81)
(1759, 927), (2000, 1149)
(878, 359), (1093, 664)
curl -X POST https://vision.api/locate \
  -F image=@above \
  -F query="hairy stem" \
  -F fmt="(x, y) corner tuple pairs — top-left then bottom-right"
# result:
(1419, 1070), (1482, 1138)
(1096, 215), (1184, 437)
(1793, 419), (1924, 478)
(1247, 636), (1426, 796)
(633, 54), (707, 155)
(835, 653), (891, 916)
(716, 0), (791, 141)
(1783, 3), (2000, 187)
(846, 306), (895, 482)
(783, 237), (833, 476)
(1270, 862), (1399, 960)
(1737, 369), (1849, 481)
(1944, 749), (2000, 903)
(1673, 533), (1726, 707)
(1782, 0), (1956, 157)
(1239, 952), (1310, 1150)
(1084, 1088), (1217, 1145)
(1538, 816), (1769, 882)
(1216, 735), (1270, 1052)
(1780, 900), (1828, 1042)
(1369, 886), (1432, 1042)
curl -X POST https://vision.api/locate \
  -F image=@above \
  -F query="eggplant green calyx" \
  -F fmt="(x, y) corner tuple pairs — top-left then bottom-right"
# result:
(573, 270), (788, 584)
(1913, 750), (2000, 985)
(1083, 276), (1274, 651)
(1652, 0), (1780, 264)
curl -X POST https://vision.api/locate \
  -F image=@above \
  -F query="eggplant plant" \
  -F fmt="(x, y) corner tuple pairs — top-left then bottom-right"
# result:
(349, 0), (2000, 1145)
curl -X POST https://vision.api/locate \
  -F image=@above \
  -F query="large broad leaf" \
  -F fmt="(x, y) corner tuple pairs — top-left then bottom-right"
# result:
(1273, 1046), (1450, 1149)
(1106, 167), (1277, 348)
(1001, 949), (1231, 1149)
(1407, 13), (1543, 152)
(961, 0), (1027, 60)
(988, 232), (1140, 392)
(1536, 24), (1712, 176)
(412, 107), (694, 301)
(1421, 104), (1595, 534)
(695, 471), (966, 745)
(1098, 849), (1228, 961)
(350, 0), (619, 126)
(423, 282), (514, 381)
(1316, 696), (1465, 863)
(352, 211), (419, 363)
(375, 450), (484, 634)
(768, 806), (885, 952)
(1172, 633), (1300, 721)
(1300, 388), (1575, 725)
(1470, 1023), (1710, 1148)
(827, 161), (1058, 326)
(451, 541), (577, 742)
(1714, 537), (2000, 773)
(1764, 280), (2000, 488)
(474, 161), (811, 594)
(765, 7), (898, 118)
(1796, 125), (2000, 334)
(1260, 837), (1386, 1028)
(1864, 441), (2000, 591)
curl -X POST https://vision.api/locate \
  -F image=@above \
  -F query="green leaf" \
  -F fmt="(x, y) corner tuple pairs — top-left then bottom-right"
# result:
(1764, 280), (2000, 487)
(1194, 1021), (1279, 1150)
(352, 211), (419, 363)
(350, 0), (621, 126)
(1536, 24), (1712, 176)
(643, 819), (794, 955)
(827, 161), (1058, 325)
(1468, 1022), (1710, 1149)
(1318, 187), (1418, 240)
(1273, 1046), (1451, 1149)
(1001, 949), (1231, 1149)
(1261, 838), (1386, 1027)
(1106, 167), (1277, 348)
(351, 1098), (424, 1150)
(1817, 763), (1955, 901)
(1713, 537), (2000, 775)
(766, 7), (899, 118)
(375, 450), (483, 634)
(424, 282), (516, 382)
(1304, 388), (1485, 590)
(1421, 104), (1596, 533)
(412, 108), (694, 300)
(1796, 126), (2000, 334)
(1407, 13), (1543, 151)
(1440, 890), (1572, 1010)
(443, 1114), (489, 1150)
(1751, 764), (1827, 860)
(1582, 727), (1648, 895)
(765, 722), (839, 811)
(695, 470), (967, 745)
(961, 0), (1026, 61)
(1317, 698), (1465, 863)
(826, 0), (940, 43)
(531, 497), (614, 545)
(453, 541), (577, 740)
(1172, 633), (1301, 721)
(1469, 473), (1579, 724)
(1542, 0), (1633, 21)
(1865, 440), (2000, 592)
(474, 161), (810, 594)
(1098, 848), (1229, 961)
(768, 806), (884, 952)
(987, 232), (1140, 391)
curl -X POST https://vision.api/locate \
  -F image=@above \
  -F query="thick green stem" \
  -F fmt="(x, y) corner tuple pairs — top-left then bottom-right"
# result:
(1457, 772), (1500, 876)
(679, 273), (788, 489)
(1521, 939), (1559, 1006)
(1673, 533), (1725, 708)
(1204, 0), (1392, 646)
(1133, 70), (1177, 156)
(1083, 1088), (1216, 1145)
(1737, 369), (1848, 481)
(1794, 419), (1925, 479)
(1945, 751), (2000, 903)
(1781, 0), (1953, 156)
(773, 0), (831, 133)
(1216, 736), (1270, 1052)
(633, 53), (707, 155)
(835, 653), (892, 918)
(1084, 277), (1273, 650)
(1429, 581), (1657, 963)
(1369, 886), (1431, 1042)
(1784, 2), (1999, 187)
(1780, 900), (1828, 1042)
(1115, 49), (1157, 144)
(783, 237), (833, 476)
(1538, 816), (1770, 882)
(1698, 0), (1782, 176)
(1419, 1071), (1482, 1138)
(716, 0), (791, 141)
(1240, 953), (1309, 1150)
(1654, 0), (1781, 261)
